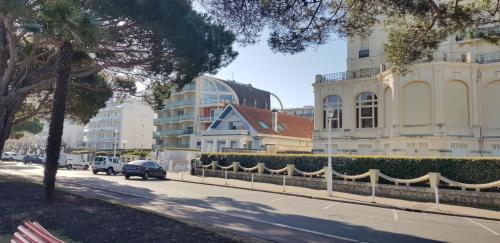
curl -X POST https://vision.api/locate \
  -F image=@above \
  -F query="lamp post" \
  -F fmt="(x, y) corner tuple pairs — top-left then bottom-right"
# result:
(112, 130), (119, 158)
(326, 109), (334, 196)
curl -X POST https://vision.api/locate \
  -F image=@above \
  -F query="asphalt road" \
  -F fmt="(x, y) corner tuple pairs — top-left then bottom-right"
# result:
(1, 162), (499, 243)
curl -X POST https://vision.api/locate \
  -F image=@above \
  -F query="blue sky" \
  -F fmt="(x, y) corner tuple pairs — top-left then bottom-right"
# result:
(213, 36), (347, 109)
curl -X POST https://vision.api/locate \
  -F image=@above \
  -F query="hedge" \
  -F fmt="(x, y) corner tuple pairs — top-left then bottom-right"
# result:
(200, 153), (500, 184)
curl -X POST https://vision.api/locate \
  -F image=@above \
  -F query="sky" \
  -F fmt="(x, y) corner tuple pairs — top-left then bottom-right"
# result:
(213, 36), (347, 109)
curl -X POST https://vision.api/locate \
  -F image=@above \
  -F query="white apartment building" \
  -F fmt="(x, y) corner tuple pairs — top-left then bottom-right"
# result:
(154, 76), (271, 150)
(283, 105), (314, 120)
(313, 23), (500, 157)
(86, 98), (155, 151)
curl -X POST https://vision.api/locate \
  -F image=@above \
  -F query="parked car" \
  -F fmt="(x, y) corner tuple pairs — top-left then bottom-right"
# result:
(43, 153), (70, 168)
(65, 154), (89, 170)
(91, 156), (124, 175)
(2, 152), (23, 161)
(122, 160), (166, 180)
(23, 154), (43, 164)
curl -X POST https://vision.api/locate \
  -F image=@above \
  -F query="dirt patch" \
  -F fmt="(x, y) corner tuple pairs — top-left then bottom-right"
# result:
(0, 176), (242, 242)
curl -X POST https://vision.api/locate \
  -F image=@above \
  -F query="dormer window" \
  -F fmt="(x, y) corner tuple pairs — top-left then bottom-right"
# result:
(257, 121), (269, 129)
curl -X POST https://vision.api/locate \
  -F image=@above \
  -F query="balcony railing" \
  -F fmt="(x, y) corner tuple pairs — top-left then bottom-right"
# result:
(154, 114), (195, 124)
(171, 83), (196, 95)
(198, 115), (216, 122)
(163, 99), (195, 109)
(317, 50), (500, 83)
(319, 67), (380, 83)
(157, 128), (194, 136)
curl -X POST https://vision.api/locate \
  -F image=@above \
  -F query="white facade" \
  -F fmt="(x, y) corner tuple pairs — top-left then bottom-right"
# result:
(154, 76), (270, 150)
(313, 23), (500, 157)
(86, 98), (155, 151)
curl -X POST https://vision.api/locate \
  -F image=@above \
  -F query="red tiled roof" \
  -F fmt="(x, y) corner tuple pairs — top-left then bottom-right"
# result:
(232, 104), (313, 139)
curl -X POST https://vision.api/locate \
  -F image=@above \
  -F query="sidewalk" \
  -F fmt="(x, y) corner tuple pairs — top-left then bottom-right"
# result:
(167, 171), (500, 221)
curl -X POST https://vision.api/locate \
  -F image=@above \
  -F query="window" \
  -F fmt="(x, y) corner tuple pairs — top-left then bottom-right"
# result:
(359, 37), (369, 58)
(257, 121), (269, 129)
(230, 141), (237, 148)
(228, 121), (244, 130)
(356, 92), (378, 128)
(323, 95), (342, 129)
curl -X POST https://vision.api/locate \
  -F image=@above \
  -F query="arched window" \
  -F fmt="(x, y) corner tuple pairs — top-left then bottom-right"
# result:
(323, 95), (342, 129)
(356, 92), (378, 128)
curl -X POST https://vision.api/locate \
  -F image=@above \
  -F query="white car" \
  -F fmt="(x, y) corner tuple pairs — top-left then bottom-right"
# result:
(2, 152), (24, 161)
(65, 154), (90, 170)
(91, 156), (124, 175)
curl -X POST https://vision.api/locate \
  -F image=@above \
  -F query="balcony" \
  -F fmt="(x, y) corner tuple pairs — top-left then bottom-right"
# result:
(163, 99), (195, 109)
(358, 49), (369, 58)
(201, 129), (249, 136)
(158, 128), (194, 136)
(317, 51), (500, 84)
(154, 114), (195, 124)
(171, 83), (196, 95)
(318, 67), (380, 83)
(198, 115), (216, 122)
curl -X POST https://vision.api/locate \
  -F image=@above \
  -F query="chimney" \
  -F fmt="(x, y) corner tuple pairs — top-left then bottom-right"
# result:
(272, 109), (278, 132)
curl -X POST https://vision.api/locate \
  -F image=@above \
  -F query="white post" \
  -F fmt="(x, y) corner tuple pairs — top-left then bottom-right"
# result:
(251, 173), (254, 188)
(435, 187), (440, 210)
(112, 130), (118, 158)
(202, 169), (205, 182)
(283, 175), (286, 192)
(225, 170), (228, 185)
(327, 114), (333, 196)
(181, 170), (184, 181)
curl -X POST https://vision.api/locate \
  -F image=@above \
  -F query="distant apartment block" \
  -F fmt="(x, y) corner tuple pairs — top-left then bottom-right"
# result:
(200, 104), (313, 153)
(86, 98), (155, 151)
(153, 76), (271, 150)
(283, 105), (314, 120)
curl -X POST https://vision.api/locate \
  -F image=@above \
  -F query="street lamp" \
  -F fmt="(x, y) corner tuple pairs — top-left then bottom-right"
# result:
(112, 130), (119, 158)
(326, 108), (334, 197)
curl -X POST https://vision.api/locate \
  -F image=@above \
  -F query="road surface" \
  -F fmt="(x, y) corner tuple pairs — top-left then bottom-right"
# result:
(0, 162), (498, 243)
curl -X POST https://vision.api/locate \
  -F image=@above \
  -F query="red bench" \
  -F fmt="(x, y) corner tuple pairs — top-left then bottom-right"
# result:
(11, 221), (64, 243)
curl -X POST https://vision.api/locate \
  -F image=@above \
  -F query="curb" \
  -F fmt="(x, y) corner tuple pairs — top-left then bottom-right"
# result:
(168, 176), (500, 222)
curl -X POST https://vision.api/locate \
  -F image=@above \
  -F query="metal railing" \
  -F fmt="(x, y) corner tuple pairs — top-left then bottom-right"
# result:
(318, 50), (500, 83)
(163, 99), (195, 109)
(154, 114), (195, 124)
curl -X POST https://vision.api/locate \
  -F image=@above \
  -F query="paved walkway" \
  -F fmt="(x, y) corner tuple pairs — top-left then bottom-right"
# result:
(167, 170), (500, 221)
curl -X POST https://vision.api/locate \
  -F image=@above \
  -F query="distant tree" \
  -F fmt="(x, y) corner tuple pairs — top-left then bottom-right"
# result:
(9, 118), (44, 139)
(199, 0), (499, 71)
(0, 0), (237, 155)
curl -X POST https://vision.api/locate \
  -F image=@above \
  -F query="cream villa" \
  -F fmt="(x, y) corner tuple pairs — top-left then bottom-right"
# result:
(313, 23), (500, 157)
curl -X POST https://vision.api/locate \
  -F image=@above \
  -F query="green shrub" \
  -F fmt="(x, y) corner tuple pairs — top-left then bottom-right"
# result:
(200, 153), (500, 184)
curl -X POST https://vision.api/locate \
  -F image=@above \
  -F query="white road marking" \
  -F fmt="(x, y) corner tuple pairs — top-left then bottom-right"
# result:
(94, 192), (120, 200)
(324, 202), (338, 210)
(467, 218), (499, 235)
(271, 196), (292, 202)
(392, 209), (399, 221)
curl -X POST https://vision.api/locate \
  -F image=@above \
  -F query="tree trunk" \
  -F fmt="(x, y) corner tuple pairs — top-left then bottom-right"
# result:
(44, 41), (73, 201)
(0, 97), (25, 156)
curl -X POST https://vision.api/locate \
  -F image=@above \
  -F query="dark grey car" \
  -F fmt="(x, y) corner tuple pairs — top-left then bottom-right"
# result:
(122, 160), (166, 180)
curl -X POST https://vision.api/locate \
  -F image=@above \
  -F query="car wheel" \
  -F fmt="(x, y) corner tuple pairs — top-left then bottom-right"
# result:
(161, 172), (166, 180)
(106, 167), (114, 175)
(66, 164), (72, 170)
(124, 174), (130, 180)
(83, 165), (89, 170)
(92, 170), (98, 174)
(142, 171), (149, 180)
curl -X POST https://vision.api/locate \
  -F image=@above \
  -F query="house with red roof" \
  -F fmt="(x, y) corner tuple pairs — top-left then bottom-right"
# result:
(200, 104), (313, 153)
